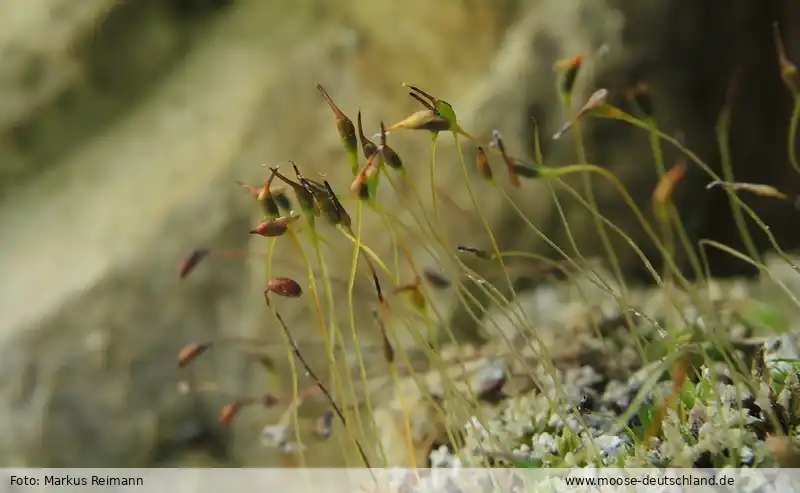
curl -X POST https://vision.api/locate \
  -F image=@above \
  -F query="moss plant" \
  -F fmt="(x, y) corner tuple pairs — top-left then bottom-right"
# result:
(174, 43), (800, 468)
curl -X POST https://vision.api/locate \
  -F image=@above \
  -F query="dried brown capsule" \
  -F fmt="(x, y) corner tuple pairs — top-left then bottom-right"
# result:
(270, 166), (316, 216)
(238, 176), (282, 218)
(357, 110), (379, 160)
(218, 401), (243, 427)
(257, 175), (282, 219)
(179, 248), (210, 280)
(378, 121), (403, 170)
(177, 342), (211, 368)
(322, 180), (351, 228)
(315, 187), (345, 226)
(476, 146), (492, 181)
(253, 214), (300, 237)
(490, 130), (520, 188)
(266, 277), (303, 299)
(373, 310), (394, 364)
(652, 162), (687, 209)
(249, 218), (289, 237)
(316, 84), (358, 156)
(350, 167), (370, 197)
(555, 53), (583, 96)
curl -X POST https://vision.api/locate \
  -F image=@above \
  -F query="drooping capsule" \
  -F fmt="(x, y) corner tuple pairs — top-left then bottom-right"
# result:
(218, 401), (243, 427)
(476, 146), (492, 181)
(266, 277), (303, 299)
(177, 342), (211, 368)
(378, 121), (403, 170)
(555, 53), (583, 96)
(249, 218), (289, 237)
(178, 248), (210, 280)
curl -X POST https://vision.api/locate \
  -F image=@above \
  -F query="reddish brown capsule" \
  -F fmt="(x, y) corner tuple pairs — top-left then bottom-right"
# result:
(326, 181), (352, 227)
(178, 248), (210, 280)
(270, 166), (317, 216)
(266, 277), (303, 298)
(349, 167), (369, 196)
(250, 220), (287, 238)
(357, 110), (379, 160)
(652, 161), (687, 208)
(555, 53), (583, 96)
(316, 84), (358, 156)
(490, 131), (520, 188)
(476, 146), (492, 181)
(218, 401), (243, 427)
(249, 215), (299, 237)
(177, 342), (211, 368)
(378, 121), (403, 170)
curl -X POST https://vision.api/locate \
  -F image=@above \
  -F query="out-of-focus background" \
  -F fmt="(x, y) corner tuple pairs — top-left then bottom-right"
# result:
(0, 0), (798, 467)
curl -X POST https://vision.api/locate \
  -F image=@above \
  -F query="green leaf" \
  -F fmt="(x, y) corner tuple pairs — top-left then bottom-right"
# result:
(513, 458), (543, 468)
(632, 401), (660, 439)
(738, 302), (789, 334)
(679, 382), (697, 410)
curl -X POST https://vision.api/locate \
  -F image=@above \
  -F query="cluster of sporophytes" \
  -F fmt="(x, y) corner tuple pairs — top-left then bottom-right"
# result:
(174, 27), (800, 468)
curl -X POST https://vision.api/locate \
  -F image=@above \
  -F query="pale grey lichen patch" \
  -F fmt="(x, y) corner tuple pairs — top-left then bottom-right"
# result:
(363, 266), (800, 469)
(430, 289), (800, 469)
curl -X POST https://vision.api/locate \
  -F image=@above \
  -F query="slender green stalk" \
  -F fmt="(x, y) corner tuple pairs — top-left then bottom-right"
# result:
(313, 253), (371, 457)
(340, 199), (388, 464)
(265, 237), (306, 467)
(717, 105), (761, 263)
(598, 110), (800, 274)
(286, 230), (363, 466)
(646, 119), (705, 283)
(788, 97), (800, 175)
(571, 119), (629, 301)
(381, 160), (589, 458)
(544, 164), (694, 294)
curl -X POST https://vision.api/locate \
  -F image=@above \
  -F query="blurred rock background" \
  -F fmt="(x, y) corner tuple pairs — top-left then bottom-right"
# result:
(0, 0), (797, 467)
